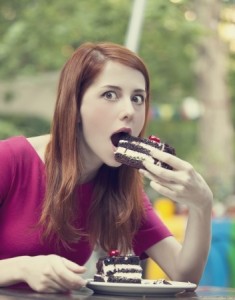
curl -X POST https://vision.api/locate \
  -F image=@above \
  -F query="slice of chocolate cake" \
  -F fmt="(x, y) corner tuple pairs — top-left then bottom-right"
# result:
(94, 250), (143, 283)
(114, 135), (175, 170)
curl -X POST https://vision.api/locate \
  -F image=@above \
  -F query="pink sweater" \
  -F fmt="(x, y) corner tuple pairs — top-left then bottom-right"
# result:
(0, 136), (171, 264)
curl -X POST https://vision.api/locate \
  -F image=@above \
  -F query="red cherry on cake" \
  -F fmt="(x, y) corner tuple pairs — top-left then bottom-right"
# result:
(109, 250), (120, 257)
(149, 135), (161, 143)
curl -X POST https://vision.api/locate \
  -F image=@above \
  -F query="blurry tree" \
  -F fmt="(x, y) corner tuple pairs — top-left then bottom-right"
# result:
(0, 0), (132, 78)
(193, 0), (235, 199)
(0, 0), (202, 101)
(139, 0), (203, 164)
(140, 1), (199, 104)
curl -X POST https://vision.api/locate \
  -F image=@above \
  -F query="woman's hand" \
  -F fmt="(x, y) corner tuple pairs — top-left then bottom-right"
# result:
(140, 148), (213, 210)
(141, 148), (213, 283)
(22, 255), (87, 293)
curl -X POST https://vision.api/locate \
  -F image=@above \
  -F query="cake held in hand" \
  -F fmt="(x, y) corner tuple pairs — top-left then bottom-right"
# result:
(114, 134), (175, 170)
(94, 250), (143, 283)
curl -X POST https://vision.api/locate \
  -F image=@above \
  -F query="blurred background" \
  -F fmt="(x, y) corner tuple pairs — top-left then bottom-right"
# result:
(1, 0), (235, 287)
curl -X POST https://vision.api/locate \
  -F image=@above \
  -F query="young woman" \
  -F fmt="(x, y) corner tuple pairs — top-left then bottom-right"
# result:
(0, 42), (213, 293)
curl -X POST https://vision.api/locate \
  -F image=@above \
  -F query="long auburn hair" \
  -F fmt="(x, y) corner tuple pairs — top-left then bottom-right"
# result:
(39, 42), (150, 254)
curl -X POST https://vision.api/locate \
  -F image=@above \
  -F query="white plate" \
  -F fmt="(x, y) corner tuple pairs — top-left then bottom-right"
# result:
(86, 279), (197, 296)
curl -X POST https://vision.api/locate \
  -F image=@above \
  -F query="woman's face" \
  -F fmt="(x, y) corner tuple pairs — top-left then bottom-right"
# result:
(79, 61), (146, 170)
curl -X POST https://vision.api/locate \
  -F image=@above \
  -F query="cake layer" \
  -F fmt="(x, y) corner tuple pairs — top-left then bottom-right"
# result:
(94, 254), (143, 284)
(94, 274), (141, 283)
(99, 255), (141, 266)
(114, 135), (175, 170)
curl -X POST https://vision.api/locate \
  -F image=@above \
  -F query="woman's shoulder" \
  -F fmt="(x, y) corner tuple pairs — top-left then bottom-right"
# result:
(0, 134), (50, 163)
(27, 134), (50, 163)
(0, 135), (28, 156)
(0, 135), (48, 200)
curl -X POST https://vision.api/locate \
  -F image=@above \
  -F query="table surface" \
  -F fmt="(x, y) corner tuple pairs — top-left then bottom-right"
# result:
(0, 286), (235, 300)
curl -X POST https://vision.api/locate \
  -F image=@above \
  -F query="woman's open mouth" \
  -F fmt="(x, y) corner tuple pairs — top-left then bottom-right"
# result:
(111, 132), (129, 147)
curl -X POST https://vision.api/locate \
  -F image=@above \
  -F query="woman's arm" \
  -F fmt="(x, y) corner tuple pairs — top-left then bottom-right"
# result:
(0, 255), (87, 293)
(141, 148), (213, 284)
(145, 203), (211, 284)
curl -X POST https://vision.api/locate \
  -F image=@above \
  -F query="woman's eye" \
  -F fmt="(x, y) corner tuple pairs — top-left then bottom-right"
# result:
(132, 95), (145, 105)
(103, 91), (117, 101)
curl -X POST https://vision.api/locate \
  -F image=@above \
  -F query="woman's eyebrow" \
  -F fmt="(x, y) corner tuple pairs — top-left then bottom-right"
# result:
(101, 85), (122, 91)
(134, 89), (146, 94)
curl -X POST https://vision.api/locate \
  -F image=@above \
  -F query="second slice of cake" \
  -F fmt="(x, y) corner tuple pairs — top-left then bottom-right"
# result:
(94, 251), (143, 283)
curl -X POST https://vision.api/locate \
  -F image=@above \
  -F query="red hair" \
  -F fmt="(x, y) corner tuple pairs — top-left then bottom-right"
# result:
(39, 42), (150, 253)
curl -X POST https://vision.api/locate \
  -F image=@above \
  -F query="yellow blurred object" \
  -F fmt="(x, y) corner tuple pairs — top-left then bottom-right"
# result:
(155, 197), (175, 219)
(145, 198), (186, 280)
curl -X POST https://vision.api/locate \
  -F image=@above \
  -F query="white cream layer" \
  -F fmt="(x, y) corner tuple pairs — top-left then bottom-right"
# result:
(119, 140), (165, 152)
(115, 147), (155, 164)
(103, 263), (142, 274)
(115, 139), (165, 166)
(120, 140), (165, 151)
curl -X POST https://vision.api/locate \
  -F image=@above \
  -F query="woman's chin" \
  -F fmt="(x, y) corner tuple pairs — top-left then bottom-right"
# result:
(105, 159), (122, 168)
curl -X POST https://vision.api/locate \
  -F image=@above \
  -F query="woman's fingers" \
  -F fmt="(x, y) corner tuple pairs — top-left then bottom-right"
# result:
(50, 256), (87, 290)
(62, 257), (86, 274)
(24, 255), (88, 293)
(149, 181), (178, 199)
(142, 157), (195, 186)
(149, 148), (192, 171)
(141, 151), (213, 207)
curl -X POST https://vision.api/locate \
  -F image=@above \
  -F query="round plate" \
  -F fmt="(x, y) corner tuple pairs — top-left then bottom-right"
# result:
(86, 279), (197, 296)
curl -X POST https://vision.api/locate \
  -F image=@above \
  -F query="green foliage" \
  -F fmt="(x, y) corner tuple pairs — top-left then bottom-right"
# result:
(0, 119), (22, 139)
(140, 1), (202, 106)
(0, 0), (201, 106)
(0, 114), (50, 139)
(146, 118), (199, 164)
(0, 0), (132, 78)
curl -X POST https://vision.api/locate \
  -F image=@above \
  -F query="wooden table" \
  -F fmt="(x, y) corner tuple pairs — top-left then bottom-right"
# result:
(0, 286), (235, 299)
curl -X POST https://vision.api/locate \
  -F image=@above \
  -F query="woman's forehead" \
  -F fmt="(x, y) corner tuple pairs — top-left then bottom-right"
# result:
(93, 61), (146, 89)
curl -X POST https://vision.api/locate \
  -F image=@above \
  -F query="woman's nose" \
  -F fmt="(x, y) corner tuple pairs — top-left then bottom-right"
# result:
(119, 100), (135, 120)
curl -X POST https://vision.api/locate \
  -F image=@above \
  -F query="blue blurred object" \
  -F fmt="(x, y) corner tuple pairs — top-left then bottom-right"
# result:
(199, 218), (232, 287)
